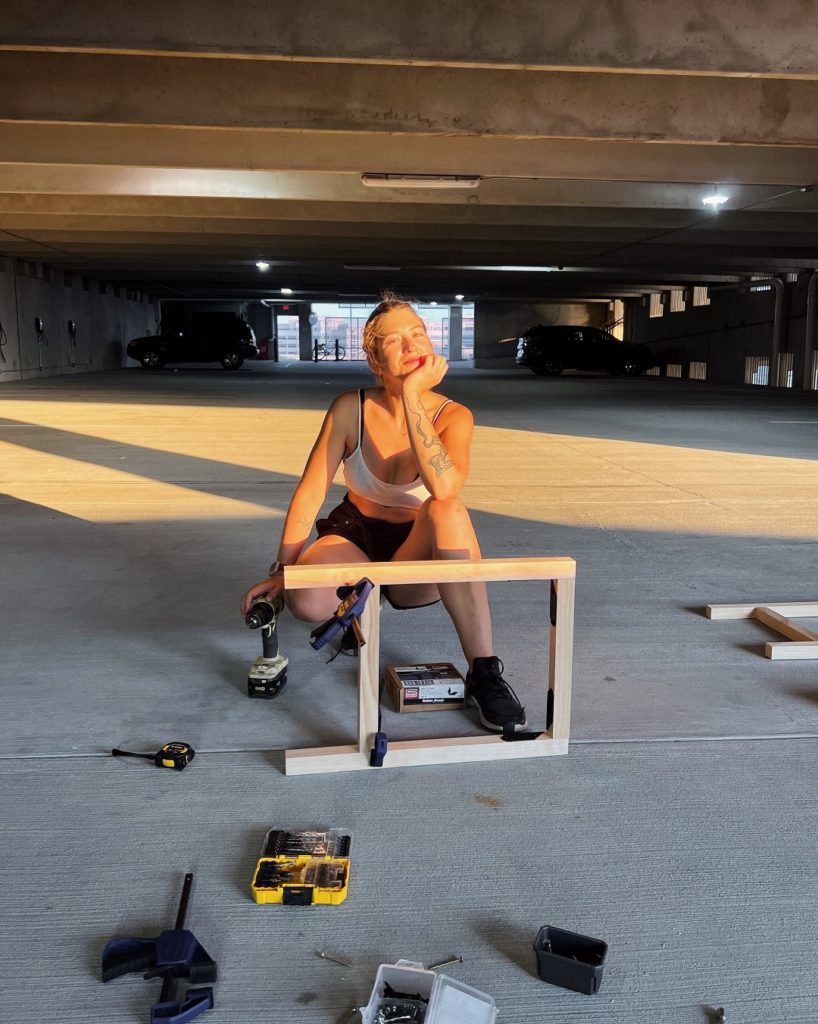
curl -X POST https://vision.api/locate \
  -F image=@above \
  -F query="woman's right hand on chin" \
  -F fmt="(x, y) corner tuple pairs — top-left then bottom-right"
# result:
(240, 576), (284, 617)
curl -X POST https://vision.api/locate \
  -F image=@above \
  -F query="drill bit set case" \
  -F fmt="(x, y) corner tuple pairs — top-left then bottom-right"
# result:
(250, 829), (352, 906)
(360, 960), (497, 1024)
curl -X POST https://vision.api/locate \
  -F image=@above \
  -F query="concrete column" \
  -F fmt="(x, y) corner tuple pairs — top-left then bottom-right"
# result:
(0, 259), (22, 381)
(448, 304), (462, 361)
(610, 299), (625, 340)
(246, 302), (273, 349)
(298, 303), (314, 361)
(804, 273), (818, 390)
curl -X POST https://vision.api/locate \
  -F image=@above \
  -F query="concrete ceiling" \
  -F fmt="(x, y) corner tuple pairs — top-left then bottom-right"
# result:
(2, 1), (818, 302)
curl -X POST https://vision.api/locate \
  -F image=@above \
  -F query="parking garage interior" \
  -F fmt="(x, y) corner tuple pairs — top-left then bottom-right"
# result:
(2, 5), (818, 1023)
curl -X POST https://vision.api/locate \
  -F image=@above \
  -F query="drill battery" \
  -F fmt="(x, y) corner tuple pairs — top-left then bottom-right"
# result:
(250, 829), (352, 906)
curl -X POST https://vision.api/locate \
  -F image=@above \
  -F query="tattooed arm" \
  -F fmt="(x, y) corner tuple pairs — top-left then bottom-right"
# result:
(402, 360), (474, 499)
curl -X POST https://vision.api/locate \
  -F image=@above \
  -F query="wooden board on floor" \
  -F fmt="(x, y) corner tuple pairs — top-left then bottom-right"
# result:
(707, 600), (818, 661)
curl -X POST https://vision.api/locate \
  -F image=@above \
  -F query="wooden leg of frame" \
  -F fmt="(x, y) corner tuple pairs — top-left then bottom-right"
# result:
(357, 584), (381, 757)
(284, 585), (381, 776)
(549, 576), (575, 741)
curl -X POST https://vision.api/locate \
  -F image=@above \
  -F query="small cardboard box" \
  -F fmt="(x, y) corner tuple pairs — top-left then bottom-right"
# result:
(360, 961), (497, 1024)
(384, 663), (466, 713)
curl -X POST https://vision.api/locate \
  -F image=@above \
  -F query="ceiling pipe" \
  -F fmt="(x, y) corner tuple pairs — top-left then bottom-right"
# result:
(803, 272), (818, 391)
(709, 277), (784, 387)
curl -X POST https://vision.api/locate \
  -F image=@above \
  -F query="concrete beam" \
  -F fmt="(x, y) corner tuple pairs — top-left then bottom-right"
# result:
(3, 124), (818, 187)
(3, 0), (818, 77)
(3, 52), (818, 147)
(2, 228), (815, 270)
(0, 169), (812, 215)
(2, 194), (817, 239)
(4, 212), (818, 245)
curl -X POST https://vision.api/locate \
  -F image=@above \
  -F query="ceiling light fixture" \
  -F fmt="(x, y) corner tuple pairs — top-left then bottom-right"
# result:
(361, 173), (481, 190)
(702, 194), (729, 208)
(455, 294), (465, 301)
(255, 261), (270, 271)
(343, 264), (402, 271)
(456, 264), (559, 273)
(280, 287), (293, 295)
(429, 300), (438, 306)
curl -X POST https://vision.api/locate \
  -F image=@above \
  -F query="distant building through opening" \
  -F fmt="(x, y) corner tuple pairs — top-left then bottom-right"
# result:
(275, 302), (474, 361)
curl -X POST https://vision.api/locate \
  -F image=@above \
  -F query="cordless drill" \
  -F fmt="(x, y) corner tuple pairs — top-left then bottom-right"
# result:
(245, 595), (288, 698)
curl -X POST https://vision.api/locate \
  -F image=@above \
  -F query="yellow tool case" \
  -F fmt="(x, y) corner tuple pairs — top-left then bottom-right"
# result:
(250, 828), (352, 906)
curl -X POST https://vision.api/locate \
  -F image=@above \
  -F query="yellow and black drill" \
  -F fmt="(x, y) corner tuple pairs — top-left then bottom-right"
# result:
(245, 595), (288, 698)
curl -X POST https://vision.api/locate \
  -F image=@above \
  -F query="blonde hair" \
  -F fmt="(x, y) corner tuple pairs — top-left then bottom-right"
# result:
(362, 291), (416, 366)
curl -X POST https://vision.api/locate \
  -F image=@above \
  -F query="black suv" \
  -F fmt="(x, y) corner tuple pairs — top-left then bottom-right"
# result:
(127, 314), (258, 370)
(515, 325), (655, 377)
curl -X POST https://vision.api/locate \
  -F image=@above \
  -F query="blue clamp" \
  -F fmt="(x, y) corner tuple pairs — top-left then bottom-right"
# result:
(102, 929), (217, 986)
(370, 730), (388, 767)
(152, 988), (214, 1024)
(102, 873), (216, 1024)
(309, 578), (374, 651)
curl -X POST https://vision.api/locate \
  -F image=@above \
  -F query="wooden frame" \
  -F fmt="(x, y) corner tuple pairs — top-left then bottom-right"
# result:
(283, 556), (576, 775)
(706, 601), (818, 660)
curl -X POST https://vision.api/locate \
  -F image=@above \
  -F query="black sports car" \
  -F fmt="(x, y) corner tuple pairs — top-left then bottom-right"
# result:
(514, 325), (656, 377)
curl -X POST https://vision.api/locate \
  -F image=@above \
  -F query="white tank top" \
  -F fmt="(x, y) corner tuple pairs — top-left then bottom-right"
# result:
(343, 389), (452, 511)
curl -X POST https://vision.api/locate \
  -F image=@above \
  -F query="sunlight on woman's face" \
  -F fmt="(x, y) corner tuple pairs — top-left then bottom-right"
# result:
(372, 307), (433, 376)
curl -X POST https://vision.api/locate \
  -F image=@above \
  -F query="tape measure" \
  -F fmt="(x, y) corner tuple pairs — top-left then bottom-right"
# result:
(111, 741), (195, 771)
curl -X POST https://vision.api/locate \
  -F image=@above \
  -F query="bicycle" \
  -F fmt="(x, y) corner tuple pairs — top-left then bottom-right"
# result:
(313, 340), (346, 361)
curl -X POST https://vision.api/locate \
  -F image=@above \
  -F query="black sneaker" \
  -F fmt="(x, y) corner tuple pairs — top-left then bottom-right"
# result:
(466, 656), (527, 732)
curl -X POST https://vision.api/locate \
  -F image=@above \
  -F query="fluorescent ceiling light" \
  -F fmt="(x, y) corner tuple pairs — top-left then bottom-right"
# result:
(343, 264), (402, 271)
(455, 294), (465, 301)
(280, 287), (293, 295)
(361, 173), (481, 190)
(702, 194), (729, 208)
(255, 260), (270, 271)
(458, 264), (558, 273)
(429, 301), (438, 306)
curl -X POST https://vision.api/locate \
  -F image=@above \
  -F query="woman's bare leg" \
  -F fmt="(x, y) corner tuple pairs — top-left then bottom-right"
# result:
(285, 535), (371, 622)
(389, 497), (492, 668)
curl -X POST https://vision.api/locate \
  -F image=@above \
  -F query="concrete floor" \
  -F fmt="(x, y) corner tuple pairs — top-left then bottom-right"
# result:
(2, 363), (817, 1023)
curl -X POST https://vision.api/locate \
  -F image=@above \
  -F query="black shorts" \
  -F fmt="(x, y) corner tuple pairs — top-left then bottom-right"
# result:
(315, 497), (442, 606)
(315, 496), (440, 609)
(315, 494), (414, 562)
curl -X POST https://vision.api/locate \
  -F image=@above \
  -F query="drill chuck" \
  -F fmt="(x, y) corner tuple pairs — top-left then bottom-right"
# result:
(246, 598), (278, 630)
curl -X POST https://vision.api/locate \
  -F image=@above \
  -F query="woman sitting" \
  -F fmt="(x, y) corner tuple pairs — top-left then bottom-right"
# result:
(241, 294), (525, 731)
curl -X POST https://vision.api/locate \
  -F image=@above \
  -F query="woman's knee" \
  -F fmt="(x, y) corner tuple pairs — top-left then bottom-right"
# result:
(421, 496), (479, 553)
(424, 496), (473, 534)
(424, 495), (467, 523)
(284, 588), (337, 623)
